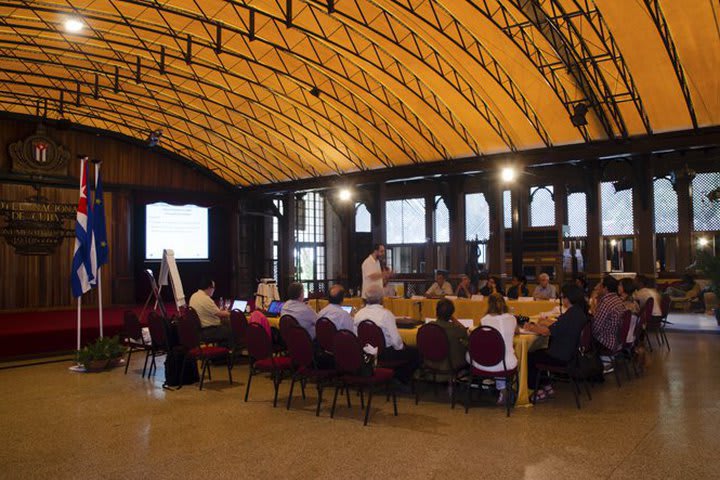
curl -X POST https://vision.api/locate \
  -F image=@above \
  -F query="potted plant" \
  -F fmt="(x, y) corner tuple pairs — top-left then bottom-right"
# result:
(76, 336), (125, 372)
(693, 251), (720, 324)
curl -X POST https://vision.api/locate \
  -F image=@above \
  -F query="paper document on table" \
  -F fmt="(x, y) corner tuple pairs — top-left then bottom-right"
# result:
(470, 295), (484, 301)
(458, 319), (474, 328)
(517, 297), (534, 302)
(518, 328), (537, 335)
(411, 295), (425, 300)
(424, 317), (436, 323)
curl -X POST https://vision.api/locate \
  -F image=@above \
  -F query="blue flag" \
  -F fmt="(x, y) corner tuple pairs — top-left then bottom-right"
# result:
(71, 159), (95, 297)
(93, 167), (109, 269)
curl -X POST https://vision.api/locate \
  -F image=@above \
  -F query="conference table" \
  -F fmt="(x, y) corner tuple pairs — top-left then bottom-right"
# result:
(276, 297), (560, 407)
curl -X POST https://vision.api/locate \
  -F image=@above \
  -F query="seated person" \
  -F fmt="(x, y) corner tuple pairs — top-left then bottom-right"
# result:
(633, 275), (662, 316)
(533, 273), (557, 300)
(506, 275), (529, 299)
(476, 271), (489, 294)
(280, 282), (318, 340)
(575, 274), (589, 298)
(523, 285), (588, 401)
(424, 299), (469, 378)
(471, 293), (518, 405)
(455, 274), (473, 298)
(189, 278), (231, 345)
(618, 278), (640, 316)
(479, 276), (502, 296)
(592, 276), (625, 362)
(353, 285), (418, 383)
(425, 271), (453, 297)
(665, 274), (701, 301)
(382, 268), (397, 297)
(317, 284), (353, 332)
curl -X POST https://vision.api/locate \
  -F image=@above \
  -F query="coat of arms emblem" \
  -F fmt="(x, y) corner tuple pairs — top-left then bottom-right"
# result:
(8, 124), (69, 175)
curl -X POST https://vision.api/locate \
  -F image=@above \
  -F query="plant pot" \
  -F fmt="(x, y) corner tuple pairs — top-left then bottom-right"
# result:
(85, 359), (110, 372)
(109, 357), (125, 368)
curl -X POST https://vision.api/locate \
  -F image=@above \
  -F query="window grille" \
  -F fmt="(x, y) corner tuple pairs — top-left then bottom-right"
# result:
(465, 193), (489, 241)
(434, 196), (450, 243)
(294, 192), (325, 281)
(601, 182), (634, 236)
(654, 177), (679, 234)
(503, 190), (512, 229)
(385, 198), (426, 244)
(530, 186), (555, 227)
(693, 172), (720, 231)
(566, 193), (587, 237)
(355, 202), (371, 233)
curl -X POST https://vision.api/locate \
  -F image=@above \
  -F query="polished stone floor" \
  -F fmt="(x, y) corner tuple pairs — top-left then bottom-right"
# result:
(1, 332), (719, 480)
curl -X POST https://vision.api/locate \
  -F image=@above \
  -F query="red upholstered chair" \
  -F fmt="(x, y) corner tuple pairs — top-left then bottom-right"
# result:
(245, 323), (292, 407)
(122, 310), (151, 377)
(229, 309), (249, 363)
(356, 319), (406, 369)
(414, 323), (464, 405)
(330, 330), (397, 426)
(457, 326), (517, 417)
(533, 322), (594, 410)
(315, 317), (337, 354)
(285, 326), (336, 415)
(279, 314), (300, 346)
(185, 306), (203, 332)
(176, 315), (233, 390)
(146, 312), (169, 378)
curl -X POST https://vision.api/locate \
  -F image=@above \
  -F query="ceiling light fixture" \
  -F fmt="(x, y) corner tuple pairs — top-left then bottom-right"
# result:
(501, 167), (515, 183)
(698, 237), (709, 247)
(338, 188), (352, 202)
(64, 18), (84, 33)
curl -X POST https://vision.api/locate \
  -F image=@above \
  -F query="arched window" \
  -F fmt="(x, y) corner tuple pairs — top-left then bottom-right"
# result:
(529, 186), (555, 227)
(566, 192), (587, 237)
(434, 196), (450, 243)
(385, 198), (426, 244)
(354, 202), (371, 233)
(693, 172), (720, 231)
(654, 177), (678, 234)
(601, 182), (634, 236)
(465, 193), (490, 241)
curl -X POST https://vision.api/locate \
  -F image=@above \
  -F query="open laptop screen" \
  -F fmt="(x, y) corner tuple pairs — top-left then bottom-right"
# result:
(340, 305), (353, 314)
(267, 300), (284, 316)
(231, 300), (248, 312)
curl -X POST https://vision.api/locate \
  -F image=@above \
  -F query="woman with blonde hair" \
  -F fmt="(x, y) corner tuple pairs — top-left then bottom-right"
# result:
(468, 293), (518, 405)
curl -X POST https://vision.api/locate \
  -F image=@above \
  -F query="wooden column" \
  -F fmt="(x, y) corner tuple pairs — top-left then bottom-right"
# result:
(510, 180), (525, 277)
(585, 164), (604, 281)
(554, 183), (567, 284)
(487, 184), (506, 278)
(371, 183), (386, 245)
(632, 156), (656, 276)
(279, 193), (296, 298)
(675, 168), (694, 272)
(449, 180), (465, 274)
(111, 189), (134, 304)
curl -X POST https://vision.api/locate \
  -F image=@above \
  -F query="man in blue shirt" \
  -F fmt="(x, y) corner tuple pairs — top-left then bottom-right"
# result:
(280, 282), (319, 339)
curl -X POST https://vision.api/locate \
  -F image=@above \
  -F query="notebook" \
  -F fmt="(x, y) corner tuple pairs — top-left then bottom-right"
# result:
(266, 300), (284, 316)
(231, 299), (248, 312)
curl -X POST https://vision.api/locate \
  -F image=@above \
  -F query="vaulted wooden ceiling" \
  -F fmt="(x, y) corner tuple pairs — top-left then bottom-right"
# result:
(1, 1), (718, 187)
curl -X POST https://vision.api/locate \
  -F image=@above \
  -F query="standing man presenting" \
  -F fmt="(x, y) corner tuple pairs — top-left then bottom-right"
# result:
(362, 244), (391, 299)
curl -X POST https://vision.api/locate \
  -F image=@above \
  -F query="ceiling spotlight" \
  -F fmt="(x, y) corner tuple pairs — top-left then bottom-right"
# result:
(570, 102), (589, 127)
(610, 239), (617, 247)
(698, 237), (709, 247)
(501, 167), (515, 182)
(338, 188), (352, 202)
(310, 86), (321, 97)
(64, 18), (84, 33)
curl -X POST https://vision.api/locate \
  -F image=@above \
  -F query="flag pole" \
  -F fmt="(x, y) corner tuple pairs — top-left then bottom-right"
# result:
(92, 160), (104, 338)
(77, 296), (82, 354)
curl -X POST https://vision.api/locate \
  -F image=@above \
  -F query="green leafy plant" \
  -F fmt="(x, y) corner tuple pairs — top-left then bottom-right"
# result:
(693, 251), (720, 296)
(76, 336), (125, 370)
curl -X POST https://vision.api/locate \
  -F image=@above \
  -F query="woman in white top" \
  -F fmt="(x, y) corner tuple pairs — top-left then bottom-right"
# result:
(468, 293), (518, 405)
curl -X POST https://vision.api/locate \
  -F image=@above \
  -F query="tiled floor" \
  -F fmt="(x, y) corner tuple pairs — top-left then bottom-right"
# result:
(1, 332), (719, 479)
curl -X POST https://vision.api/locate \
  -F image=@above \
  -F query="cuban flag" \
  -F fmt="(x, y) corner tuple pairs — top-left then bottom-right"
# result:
(71, 158), (95, 298)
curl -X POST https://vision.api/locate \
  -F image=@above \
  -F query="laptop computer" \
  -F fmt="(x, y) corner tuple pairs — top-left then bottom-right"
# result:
(266, 300), (284, 316)
(231, 299), (248, 312)
(340, 305), (353, 314)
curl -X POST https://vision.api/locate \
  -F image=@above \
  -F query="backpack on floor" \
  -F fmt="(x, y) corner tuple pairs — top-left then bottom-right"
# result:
(163, 346), (199, 388)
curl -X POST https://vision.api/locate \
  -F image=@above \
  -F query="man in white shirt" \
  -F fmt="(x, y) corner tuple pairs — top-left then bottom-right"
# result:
(317, 285), (353, 331)
(280, 282), (319, 339)
(533, 273), (557, 300)
(353, 285), (418, 383)
(362, 244), (390, 299)
(188, 278), (231, 344)
(425, 271), (453, 297)
(634, 275), (662, 316)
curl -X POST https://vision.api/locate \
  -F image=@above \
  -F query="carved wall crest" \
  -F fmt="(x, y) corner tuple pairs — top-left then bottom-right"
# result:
(8, 124), (69, 176)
